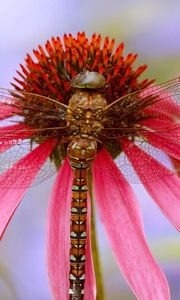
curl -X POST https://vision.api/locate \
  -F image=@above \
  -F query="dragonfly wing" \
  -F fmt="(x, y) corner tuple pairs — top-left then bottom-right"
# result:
(95, 78), (180, 182)
(0, 138), (58, 188)
(0, 88), (68, 187)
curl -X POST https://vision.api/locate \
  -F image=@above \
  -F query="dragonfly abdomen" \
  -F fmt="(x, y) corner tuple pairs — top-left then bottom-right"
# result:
(69, 165), (88, 299)
(68, 139), (97, 299)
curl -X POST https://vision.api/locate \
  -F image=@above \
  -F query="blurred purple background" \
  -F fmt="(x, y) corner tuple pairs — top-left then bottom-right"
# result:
(0, 1), (180, 299)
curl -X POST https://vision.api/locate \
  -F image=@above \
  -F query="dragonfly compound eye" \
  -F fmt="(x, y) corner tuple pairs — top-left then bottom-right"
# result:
(70, 70), (106, 89)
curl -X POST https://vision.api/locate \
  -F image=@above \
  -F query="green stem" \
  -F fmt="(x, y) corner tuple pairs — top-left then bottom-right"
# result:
(88, 169), (106, 300)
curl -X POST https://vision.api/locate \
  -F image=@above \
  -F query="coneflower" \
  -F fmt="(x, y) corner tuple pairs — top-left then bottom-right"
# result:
(0, 32), (179, 300)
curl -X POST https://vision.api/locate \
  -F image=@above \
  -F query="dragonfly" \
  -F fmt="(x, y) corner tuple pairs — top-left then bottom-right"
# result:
(0, 70), (180, 299)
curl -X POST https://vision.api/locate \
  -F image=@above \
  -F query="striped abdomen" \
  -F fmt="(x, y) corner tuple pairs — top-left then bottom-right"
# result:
(69, 164), (88, 299)
(67, 139), (97, 299)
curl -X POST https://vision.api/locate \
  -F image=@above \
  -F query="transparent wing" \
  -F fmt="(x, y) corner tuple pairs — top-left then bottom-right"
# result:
(103, 77), (180, 135)
(0, 88), (68, 187)
(94, 137), (179, 184)
(95, 77), (180, 182)
(0, 79), (179, 188)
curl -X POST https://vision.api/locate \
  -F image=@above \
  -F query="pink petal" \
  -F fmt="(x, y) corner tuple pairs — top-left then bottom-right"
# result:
(143, 131), (180, 160)
(84, 194), (96, 300)
(0, 139), (56, 239)
(141, 118), (179, 136)
(141, 118), (180, 161)
(141, 85), (180, 121)
(46, 158), (72, 300)
(0, 123), (27, 134)
(0, 102), (19, 119)
(0, 124), (34, 153)
(122, 139), (180, 230)
(93, 148), (170, 300)
(46, 158), (95, 300)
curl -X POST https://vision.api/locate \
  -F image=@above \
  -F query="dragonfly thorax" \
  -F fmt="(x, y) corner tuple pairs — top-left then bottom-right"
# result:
(66, 90), (107, 139)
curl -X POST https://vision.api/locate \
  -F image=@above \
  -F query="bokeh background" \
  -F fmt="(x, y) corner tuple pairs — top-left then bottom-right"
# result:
(0, 0), (180, 299)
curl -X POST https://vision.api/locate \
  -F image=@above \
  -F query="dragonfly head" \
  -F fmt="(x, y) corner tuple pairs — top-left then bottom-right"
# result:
(70, 70), (105, 89)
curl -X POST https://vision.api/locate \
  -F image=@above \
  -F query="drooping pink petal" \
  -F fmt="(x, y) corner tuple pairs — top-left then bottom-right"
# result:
(0, 123), (27, 134)
(141, 84), (180, 121)
(46, 158), (72, 300)
(122, 138), (180, 230)
(0, 139), (56, 239)
(46, 159), (96, 300)
(85, 194), (96, 300)
(140, 118), (180, 164)
(93, 148), (170, 300)
(0, 102), (19, 119)
(141, 118), (179, 137)
(142, 130), (180, 160)
(0, 124), (34, 153)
